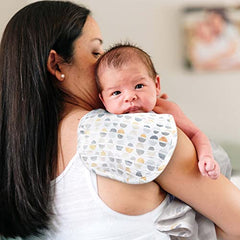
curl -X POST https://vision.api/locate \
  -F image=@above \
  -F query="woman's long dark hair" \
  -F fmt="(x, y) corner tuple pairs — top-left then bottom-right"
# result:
(0, 1), (90, 237)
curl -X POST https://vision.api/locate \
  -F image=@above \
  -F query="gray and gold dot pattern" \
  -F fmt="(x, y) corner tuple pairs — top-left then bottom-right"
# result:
(77, 109), (178, 184)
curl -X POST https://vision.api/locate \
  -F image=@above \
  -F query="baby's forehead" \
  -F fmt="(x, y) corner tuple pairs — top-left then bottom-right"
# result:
(99, 54), (145, 71)
(99, 60), (148, 78)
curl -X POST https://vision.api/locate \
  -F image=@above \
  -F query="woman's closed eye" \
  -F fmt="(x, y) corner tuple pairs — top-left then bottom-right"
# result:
(92, 52), (101, 58)
(135, 84), (144, 89)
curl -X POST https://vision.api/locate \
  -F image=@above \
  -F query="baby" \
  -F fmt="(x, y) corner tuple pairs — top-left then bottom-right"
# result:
(95, 43), (220, 180)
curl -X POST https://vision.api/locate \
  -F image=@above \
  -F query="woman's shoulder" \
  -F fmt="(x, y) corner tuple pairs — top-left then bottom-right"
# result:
(57, 108), (92, 175)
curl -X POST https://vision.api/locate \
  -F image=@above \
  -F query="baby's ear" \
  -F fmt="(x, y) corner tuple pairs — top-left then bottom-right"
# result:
(99, 93), (107, 109)
(99, 93), (104, 104)
(155, 75), (161, 96)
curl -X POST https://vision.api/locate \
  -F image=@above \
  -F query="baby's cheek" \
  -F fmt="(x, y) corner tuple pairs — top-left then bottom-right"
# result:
(107, 104), (123, 114)
(146, 98), (157, 112)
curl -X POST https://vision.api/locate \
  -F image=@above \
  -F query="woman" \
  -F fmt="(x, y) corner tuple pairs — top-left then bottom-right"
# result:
(0, 1), (240, 239)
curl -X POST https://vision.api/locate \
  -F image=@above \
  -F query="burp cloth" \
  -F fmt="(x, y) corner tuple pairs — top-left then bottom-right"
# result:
(78, 109), (177, 184)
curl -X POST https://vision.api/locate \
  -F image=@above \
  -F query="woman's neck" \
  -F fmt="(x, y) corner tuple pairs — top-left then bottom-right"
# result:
(64, 98), (103, 113)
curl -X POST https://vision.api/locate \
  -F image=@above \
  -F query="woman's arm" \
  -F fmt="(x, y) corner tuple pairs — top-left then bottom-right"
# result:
(157, 128), (240, 239)
(97, 175), (166, 215)
(97, 128), (240, 239)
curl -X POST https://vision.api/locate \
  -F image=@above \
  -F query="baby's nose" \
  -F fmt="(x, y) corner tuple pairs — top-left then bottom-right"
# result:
(124, 92), (137, 102)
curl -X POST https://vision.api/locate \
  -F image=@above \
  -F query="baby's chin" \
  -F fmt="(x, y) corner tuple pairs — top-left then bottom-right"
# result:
(109, 106), (150, 114)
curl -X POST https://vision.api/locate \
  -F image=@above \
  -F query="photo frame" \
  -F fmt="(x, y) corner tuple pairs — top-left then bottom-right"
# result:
(182, 6), (240, 71)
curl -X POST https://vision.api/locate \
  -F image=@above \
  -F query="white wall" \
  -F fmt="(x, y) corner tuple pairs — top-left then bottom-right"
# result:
(2, 0), (240, 166)
(0, 0), (27, 36)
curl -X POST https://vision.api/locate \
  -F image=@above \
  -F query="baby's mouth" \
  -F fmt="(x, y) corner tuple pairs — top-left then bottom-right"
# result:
(125, 106), (141, 113)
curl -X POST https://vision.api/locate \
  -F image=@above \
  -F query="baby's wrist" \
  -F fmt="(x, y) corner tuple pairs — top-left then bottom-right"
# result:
(199, 154), (213, 162)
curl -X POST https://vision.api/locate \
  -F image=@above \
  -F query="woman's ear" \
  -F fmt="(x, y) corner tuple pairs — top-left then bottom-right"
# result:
(155, 75), (161, 96)
(47, 50), (65, 81)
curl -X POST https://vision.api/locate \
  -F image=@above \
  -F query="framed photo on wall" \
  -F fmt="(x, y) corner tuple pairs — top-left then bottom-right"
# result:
(183, 6), (240, 71)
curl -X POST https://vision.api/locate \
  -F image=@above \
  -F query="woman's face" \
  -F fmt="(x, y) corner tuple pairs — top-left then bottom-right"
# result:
(61, 16), (104, 109)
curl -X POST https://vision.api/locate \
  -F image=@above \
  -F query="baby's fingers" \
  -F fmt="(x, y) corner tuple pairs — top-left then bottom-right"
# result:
(159, 93), (169, 100)
(208, 162), (220, 180)
(198, 158), (220, 179)
(205, 160), (216, 171)
(208, 170), (218, 179)
(198, 160), (208, 176)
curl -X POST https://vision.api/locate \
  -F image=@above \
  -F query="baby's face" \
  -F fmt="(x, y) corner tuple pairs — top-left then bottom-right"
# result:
(98, 61), (160, 114)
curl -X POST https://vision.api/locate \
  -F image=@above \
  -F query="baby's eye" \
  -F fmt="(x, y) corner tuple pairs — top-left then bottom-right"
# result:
(135, 84), (144, 89)
(112, 91), (121, 96)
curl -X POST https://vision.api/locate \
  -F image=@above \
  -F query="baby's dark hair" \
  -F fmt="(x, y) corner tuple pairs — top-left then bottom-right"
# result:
(95, 43), (157, 92)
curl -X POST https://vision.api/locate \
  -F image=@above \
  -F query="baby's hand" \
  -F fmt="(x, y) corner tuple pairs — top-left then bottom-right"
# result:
(198, 156), (220, 179)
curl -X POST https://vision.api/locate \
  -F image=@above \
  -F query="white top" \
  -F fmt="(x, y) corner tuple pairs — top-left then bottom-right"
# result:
(26, 153), (170, 240)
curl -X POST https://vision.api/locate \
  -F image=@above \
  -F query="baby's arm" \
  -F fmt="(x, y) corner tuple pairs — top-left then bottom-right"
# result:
(153, 98), (220, 179)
